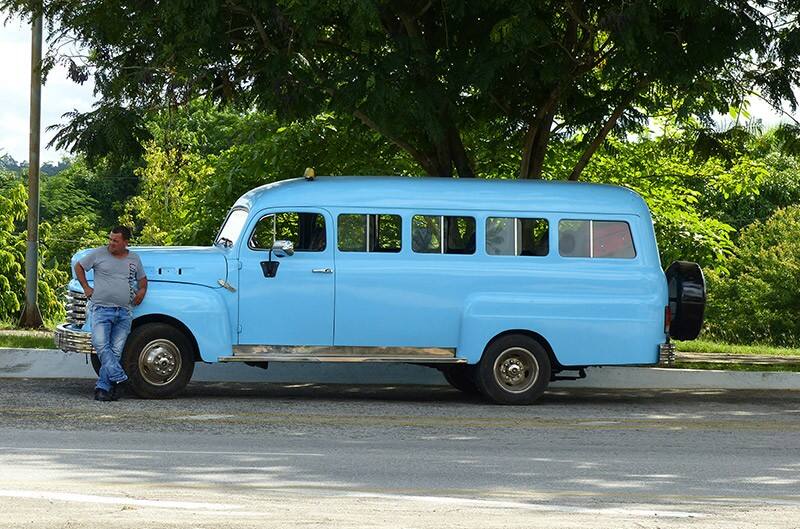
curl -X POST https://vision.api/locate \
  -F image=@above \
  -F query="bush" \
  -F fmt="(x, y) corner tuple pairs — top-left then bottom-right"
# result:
(704, 205), (800, 346)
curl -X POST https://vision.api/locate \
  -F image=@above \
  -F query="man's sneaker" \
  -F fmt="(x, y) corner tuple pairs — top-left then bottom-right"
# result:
(94, 388), (113, 402)
(110, 381), (128, 401)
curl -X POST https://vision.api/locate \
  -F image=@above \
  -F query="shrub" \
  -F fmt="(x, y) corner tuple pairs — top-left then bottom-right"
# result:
(704, 205), (800, 346)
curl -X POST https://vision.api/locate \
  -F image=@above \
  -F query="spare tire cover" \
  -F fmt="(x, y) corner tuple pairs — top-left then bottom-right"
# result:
(665, 261), (706, 340)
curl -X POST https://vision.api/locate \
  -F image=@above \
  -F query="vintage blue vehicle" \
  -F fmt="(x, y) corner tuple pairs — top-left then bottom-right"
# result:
(55, 176), (705, 404)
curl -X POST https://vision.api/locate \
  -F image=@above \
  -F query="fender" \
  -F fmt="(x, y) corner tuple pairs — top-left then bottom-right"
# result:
(68, 279), (233, 361)
(457, 293), (560, 365)
(459, 289), (665, 367)
(131, 281), (233, 362)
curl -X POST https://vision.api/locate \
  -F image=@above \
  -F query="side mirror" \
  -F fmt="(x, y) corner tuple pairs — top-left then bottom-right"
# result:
(272, 240), (294, 258)
(261, 240), (294, 278)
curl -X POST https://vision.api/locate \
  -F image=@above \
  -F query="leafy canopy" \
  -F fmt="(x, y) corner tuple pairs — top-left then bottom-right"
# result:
(6, 0), (800, 179)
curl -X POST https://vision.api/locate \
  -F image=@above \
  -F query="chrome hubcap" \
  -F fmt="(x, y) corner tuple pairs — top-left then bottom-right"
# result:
(139, 339), (182, 386)
(493, 347), (539, 393)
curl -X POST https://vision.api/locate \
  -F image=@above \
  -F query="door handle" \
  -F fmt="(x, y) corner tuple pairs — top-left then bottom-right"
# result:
(312, 268), (333, 274)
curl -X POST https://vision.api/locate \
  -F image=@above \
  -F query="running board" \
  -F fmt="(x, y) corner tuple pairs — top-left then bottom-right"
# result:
(219, 355), (467, 364)
(220, 345), (466, 364)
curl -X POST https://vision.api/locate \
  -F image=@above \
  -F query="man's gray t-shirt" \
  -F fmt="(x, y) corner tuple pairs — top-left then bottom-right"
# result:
(79, 247), (146, 309)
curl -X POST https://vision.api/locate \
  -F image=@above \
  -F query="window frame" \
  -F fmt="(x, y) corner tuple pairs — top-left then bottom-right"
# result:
(336, 213), (402, 253)
(411, 214), (476, 255)
(247, 210), (328, 252)
(485, 216), (550, 257)
(557, 219), (636, 259)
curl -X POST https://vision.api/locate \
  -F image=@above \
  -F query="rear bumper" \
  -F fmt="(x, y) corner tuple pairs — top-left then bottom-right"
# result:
(659, 342), (676, 366)
(54, 323), (94, 355)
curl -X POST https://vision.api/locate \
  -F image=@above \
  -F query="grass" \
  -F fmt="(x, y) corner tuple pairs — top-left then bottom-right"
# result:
(0, 333), (56, 349)
(675, 339), (800, 358)
(674, 361), (800, 372)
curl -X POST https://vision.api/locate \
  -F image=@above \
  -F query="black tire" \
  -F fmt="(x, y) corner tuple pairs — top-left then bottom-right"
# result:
(89, 354), (101, 376)
(665, 261), (706, 340)
(441, 365), (480, 395)
(476, 335), (551, 405)
(122, 323), (195, 399)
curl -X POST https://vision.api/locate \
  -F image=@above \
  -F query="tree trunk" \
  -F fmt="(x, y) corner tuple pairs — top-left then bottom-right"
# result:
(448, 125), (475, 178)
(529, 111), (555, 179)
(519, 89), (561, 179)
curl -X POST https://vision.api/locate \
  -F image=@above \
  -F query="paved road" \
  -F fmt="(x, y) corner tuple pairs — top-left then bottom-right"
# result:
(1, 378), (799, 528)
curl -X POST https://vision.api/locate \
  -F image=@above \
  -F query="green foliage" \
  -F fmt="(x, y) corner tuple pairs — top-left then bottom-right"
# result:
(0, 182), (68, 324)
(124, 101), (415, 245)
(704, 205), (800, 347)
(38, 158), (106, 270)
(5, 0), (799, 179)
(551, 137), (768, 269)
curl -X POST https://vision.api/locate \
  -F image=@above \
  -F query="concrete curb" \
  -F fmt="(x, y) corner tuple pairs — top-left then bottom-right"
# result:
(2, 348), (799, 390)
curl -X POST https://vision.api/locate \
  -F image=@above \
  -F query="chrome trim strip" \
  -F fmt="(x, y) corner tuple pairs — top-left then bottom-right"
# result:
(232, 345), (456, 358)
(55, 323), (94, 355)
(65, 289), (89, 326)
(659, 342), (676, 366)
(220, 354), (466, 364)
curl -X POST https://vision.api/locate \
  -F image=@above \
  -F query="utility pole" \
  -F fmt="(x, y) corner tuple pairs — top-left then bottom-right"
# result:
(20, 7), (44, 328)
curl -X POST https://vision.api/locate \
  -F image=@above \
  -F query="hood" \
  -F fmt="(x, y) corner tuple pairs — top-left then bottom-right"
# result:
(71, 246), (228, 289)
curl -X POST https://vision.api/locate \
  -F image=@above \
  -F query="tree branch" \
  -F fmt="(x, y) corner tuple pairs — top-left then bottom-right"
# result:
(568, 78), (649, 181)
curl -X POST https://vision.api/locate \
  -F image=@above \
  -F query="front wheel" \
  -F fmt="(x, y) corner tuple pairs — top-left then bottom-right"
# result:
(122, 323), (195, 398)
(476, 335), (551, 405)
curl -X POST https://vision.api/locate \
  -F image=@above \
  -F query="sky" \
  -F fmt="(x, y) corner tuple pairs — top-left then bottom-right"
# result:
(0, 16), (796, 164)
(1, 17), (96, 164)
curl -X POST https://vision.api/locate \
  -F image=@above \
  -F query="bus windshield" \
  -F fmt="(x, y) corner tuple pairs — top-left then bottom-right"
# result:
(215, 208), (249, 248)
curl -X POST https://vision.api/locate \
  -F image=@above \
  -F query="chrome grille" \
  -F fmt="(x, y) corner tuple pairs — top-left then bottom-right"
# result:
(65, 290), (88, 325)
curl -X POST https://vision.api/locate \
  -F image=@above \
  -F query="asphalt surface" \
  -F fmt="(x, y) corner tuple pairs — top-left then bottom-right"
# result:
(1, 378), (800, 528)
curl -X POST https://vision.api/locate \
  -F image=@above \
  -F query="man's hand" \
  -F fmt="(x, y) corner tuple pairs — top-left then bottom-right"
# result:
(83, 286), (94, 299)
(132, 289), (146, 306)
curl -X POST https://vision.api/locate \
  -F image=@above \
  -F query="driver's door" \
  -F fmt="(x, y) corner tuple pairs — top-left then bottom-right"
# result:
(237, 209), (334, 346)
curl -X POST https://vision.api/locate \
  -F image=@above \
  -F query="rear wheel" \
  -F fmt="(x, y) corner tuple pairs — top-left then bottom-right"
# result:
(476, 335), (551, 405)
(122, 323), (195, 398)
(441, 365), (480, 395)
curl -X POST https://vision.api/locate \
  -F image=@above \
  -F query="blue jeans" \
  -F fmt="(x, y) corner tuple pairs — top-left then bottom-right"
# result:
(91, 305), (132, 392)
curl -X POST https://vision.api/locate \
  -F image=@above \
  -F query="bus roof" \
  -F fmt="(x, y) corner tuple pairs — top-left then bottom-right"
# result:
(234, 176), (650, 216)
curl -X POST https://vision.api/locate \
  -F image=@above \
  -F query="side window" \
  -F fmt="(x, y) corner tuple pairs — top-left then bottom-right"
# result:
(412, 215), (475, 254)
(337, 214), (402, 253)
(558, 220), (635, 258)
(486, 217), (549, 256)
(250, 212), (327, 252)
(593, 221), (636, 258)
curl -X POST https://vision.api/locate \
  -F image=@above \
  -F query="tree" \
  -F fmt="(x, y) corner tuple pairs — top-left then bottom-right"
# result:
(5, 1), (800, 179)
(704, 205), (800, 347)
(123, 100), (416, 245)
(0, 181), (68, 323)
(558, 135), (768, 268)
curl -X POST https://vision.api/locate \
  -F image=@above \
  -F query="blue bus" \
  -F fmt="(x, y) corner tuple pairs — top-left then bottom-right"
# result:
(56, 176), (705, 404)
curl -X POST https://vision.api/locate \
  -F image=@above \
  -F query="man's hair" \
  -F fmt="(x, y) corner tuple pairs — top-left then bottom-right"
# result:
(111, 226), (132, 241)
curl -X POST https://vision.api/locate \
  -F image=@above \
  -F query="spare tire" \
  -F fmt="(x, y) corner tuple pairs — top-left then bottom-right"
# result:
(665, 261), (706, 340)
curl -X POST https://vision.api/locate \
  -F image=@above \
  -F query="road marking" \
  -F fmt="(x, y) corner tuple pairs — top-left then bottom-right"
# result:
(173, 414), (237, 421)
(0, 489), (255, 514)
(0, 446), (324, 457)
(349, 492), (704, 518)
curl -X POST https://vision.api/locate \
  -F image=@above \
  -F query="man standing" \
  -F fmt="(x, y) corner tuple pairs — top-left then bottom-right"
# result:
(75, 226), (148, 401)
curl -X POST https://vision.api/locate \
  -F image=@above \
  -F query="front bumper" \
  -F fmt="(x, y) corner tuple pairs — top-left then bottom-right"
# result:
(55, 323), (94, 355)
(659, 342), (676, 366)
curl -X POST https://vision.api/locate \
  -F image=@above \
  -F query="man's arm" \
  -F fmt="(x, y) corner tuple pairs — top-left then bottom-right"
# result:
(133, 276), (148, 306)
(75, 262), (94, 299)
